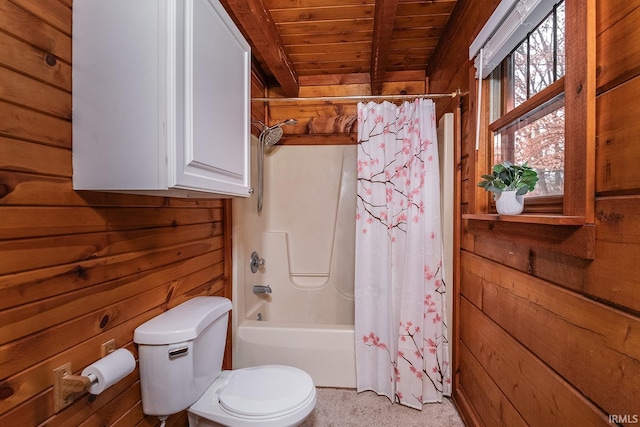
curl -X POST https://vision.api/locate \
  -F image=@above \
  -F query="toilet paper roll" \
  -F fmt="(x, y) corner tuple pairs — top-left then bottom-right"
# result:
(81, 348), (136, 395)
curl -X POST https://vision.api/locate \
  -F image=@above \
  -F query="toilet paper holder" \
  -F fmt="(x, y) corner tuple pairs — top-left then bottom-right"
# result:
(53, 363), (96, 412)
(53, 340), (132, 413)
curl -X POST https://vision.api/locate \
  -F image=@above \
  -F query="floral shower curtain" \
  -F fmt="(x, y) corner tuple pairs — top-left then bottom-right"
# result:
(355, 98), (450, 409)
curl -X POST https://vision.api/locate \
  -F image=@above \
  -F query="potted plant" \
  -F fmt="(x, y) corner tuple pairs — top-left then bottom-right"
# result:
(477, 161), (539, 215)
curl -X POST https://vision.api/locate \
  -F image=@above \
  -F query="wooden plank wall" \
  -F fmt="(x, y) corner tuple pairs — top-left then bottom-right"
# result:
(428, 0), (640, 425)
(0, 1), (266, 426)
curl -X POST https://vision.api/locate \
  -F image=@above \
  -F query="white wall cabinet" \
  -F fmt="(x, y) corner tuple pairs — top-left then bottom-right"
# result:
(73, 0), (252, 198)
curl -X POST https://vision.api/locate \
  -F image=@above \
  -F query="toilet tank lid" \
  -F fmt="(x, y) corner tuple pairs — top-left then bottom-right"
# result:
(133, 297), (232, 345)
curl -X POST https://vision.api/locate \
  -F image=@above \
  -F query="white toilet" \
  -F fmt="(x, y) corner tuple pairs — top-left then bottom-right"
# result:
(133, 296), (317, 427)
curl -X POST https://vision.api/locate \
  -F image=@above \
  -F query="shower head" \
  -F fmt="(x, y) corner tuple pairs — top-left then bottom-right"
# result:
(256, 118), (298, 146)
(263, 126), (283, 146)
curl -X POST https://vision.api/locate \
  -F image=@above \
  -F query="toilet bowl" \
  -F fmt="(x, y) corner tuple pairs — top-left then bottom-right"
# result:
(188, 366), (316, 427)
(133, 296), (317, 427)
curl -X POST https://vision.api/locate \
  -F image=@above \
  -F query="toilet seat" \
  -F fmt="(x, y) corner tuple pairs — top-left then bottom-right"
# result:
(188, 365), (317, 427)
(219, 365), (315, 418)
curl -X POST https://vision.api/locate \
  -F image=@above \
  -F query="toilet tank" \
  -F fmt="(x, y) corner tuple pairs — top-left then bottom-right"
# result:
(133, 296), (233, 417)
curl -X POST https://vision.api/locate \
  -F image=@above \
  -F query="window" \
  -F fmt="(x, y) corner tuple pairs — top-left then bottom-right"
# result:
(511, 2), (565, 106)
(469, 0), (595, 222)
(491, 1), (565, 201)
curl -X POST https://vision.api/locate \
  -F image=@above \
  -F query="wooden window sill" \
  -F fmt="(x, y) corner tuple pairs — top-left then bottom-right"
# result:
(463, 214), (595, 259)
(462, 213), (586, 226)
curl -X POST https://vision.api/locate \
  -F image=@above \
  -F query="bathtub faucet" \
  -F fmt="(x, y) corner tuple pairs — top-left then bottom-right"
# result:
(253, 285), (272, 295)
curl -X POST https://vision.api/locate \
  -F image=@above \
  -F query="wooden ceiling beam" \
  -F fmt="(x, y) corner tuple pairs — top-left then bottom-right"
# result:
(221, 0), (299, 97)
(370, 0), (400, 95)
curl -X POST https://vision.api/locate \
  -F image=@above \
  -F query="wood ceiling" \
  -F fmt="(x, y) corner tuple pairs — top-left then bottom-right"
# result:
(220, 0), (459, 97)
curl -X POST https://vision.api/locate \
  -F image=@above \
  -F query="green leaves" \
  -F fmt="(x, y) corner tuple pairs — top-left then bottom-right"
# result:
(477, 161), (539, 195)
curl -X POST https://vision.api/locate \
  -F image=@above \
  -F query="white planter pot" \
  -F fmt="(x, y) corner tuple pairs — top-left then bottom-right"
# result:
(495, 190), (524, 215)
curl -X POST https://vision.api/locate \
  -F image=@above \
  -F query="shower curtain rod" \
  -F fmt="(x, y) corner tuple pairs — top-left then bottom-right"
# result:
(251, 89), (462, 103)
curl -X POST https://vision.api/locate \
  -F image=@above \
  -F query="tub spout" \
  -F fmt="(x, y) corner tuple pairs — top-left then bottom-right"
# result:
(253, 285), (272, 294)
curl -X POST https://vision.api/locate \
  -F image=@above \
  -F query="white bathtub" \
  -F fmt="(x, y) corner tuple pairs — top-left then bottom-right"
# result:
(234, 302), (356, 388)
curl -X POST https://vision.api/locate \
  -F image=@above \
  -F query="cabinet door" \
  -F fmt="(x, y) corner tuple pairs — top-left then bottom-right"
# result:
(73, 0), (167, 191)
(172, 0), (251, 196)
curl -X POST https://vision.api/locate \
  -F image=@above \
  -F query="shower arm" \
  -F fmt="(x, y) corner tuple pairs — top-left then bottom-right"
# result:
(252, 119), (297, 136)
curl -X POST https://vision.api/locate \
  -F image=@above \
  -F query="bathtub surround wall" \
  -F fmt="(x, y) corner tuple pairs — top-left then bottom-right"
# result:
(233, 139), (357, 387)
(438, 112), (455, 368)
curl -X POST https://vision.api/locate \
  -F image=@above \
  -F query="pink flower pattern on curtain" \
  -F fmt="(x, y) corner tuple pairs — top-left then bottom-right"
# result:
(355, 99), (450, 409)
